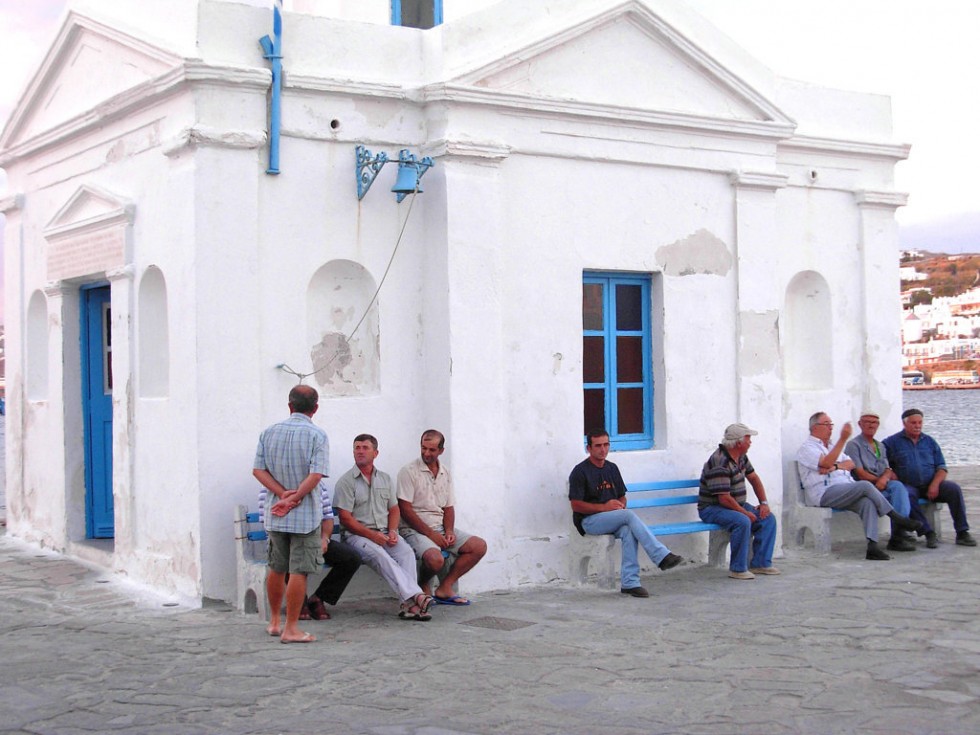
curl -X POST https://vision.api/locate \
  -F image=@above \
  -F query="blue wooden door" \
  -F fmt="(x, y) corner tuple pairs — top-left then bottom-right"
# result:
(82, 286), (113, 538)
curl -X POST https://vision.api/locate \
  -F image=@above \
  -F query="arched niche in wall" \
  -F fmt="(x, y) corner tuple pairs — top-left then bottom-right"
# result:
(306, 260), (380, 396)
(27, 289), (50, 400)
(138, 266), (169, 397)
(783, 271), (832, 390)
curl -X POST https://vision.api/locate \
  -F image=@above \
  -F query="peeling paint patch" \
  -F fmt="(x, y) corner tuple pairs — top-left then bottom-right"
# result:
(311, 332), (353, 385)
(656, 229), (732, 276)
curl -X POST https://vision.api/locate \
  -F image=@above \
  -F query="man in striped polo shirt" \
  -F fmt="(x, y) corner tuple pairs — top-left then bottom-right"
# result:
(698, 423), (778, 580)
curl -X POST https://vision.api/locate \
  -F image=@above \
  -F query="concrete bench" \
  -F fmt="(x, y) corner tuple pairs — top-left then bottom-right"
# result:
(785, 464), (942, 553)
(234, 504), (346, 617)
(234, 505), (448, 618)
(577, 479), (729, 588)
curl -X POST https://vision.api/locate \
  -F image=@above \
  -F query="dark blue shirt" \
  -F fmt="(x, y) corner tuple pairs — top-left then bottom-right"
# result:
(882, 431), (947, 488)
(568, 458), (627, 535)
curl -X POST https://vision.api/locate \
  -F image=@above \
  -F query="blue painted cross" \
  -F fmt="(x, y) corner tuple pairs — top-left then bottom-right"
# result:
(259, 0), (283, 174)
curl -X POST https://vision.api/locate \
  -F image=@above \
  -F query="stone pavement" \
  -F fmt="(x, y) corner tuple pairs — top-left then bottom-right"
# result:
(1, 476), (979, 734)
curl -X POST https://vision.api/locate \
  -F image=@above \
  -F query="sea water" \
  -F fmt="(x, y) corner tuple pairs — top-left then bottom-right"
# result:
(901, 389), (980, 466)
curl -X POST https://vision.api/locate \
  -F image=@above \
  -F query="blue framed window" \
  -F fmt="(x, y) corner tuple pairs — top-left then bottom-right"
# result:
(583, 272), (653, 450)
(391, 0), (443, 29)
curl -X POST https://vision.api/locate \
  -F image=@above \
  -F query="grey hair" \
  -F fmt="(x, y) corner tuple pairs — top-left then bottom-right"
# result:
(722, 436), (741, 450)
(808, 412), (826, 430)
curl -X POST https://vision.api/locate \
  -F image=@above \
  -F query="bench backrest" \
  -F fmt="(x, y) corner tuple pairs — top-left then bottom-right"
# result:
(625, 479), (700, 509)
(244, 511), (343, 540)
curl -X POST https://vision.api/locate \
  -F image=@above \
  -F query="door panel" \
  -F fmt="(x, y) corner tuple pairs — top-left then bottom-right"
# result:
(82, 286), (114, 539)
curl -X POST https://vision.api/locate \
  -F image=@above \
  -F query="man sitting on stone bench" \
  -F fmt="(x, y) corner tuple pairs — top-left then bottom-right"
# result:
(796, 411), (921, 560)
(884, 408), (976, 548)
(568, 429), (682, 598)
(844, 410), (917, 553)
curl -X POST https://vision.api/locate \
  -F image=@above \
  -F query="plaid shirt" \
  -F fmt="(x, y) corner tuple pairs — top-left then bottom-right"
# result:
(253, 413), (328, 534)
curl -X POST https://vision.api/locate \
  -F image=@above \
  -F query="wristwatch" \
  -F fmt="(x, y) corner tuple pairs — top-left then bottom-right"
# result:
(759, 501), (769, 506)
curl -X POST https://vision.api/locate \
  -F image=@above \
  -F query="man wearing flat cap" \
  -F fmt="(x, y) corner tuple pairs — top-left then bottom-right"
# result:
(698, 423), (778, 579)
(845, 411), (917, 552)
(883, 408), (976, 547)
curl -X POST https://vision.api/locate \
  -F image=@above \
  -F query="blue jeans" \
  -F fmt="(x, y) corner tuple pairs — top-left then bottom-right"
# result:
(699, 502), (776, 573)
(881, 480), (911, 535)
(581, 510), (670, 589)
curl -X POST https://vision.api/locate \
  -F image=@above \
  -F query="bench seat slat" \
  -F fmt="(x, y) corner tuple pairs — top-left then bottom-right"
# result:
(648, 521), (723, 536)
(628, 495), (699, 509)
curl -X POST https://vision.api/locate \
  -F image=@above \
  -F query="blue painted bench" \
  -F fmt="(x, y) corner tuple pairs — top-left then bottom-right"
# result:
(626, 479), (730, 566)
(577, 479), (729, 588)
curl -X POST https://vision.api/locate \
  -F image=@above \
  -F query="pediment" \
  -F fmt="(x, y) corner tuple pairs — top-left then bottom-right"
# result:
(44, 185), (134, 240)
(1, 12), (181, 149)
(454, 3), (790, 125)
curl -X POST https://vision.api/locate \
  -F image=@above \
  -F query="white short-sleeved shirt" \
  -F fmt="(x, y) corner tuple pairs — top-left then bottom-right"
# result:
(396, 457), (454, 530)
(796, 435), (855, 506)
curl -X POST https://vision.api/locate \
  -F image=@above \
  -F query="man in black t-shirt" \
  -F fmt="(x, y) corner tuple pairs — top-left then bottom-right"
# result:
(568, 430), (682, 598)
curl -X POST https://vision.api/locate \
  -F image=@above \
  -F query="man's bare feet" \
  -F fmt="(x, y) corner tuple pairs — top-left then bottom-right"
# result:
(266, 621), (282, 637)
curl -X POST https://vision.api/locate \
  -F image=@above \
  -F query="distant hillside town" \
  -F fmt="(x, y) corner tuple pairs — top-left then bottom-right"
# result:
(900, 249), (980, 385)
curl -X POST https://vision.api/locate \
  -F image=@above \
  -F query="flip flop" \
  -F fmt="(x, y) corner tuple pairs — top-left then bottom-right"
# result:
(280, 631), (316, 644)
(433, 594), (471, 606)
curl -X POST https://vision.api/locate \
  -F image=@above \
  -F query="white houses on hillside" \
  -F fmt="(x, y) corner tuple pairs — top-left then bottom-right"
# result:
(1, 0), (909, 604)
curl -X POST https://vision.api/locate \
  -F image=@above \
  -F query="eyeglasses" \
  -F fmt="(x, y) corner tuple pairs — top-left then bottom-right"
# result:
(815, 422), (834, 427)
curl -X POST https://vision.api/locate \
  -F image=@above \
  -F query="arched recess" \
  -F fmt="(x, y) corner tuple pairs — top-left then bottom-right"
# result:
(306, 260), (380, 396)
(138, 266), (169, 397)
(783, 271), (832, 390)
(26, 289), (50, 400)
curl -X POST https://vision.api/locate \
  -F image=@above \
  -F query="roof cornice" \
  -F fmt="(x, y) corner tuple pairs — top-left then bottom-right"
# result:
(0, 62), (269, 166)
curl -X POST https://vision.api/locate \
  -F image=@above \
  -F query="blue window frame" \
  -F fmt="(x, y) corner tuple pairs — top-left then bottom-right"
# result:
(583, 272), (653, 450)
(391, 0), (443, 29)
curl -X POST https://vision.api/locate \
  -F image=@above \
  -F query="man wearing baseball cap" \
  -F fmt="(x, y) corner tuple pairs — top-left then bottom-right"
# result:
(698, 423), (778, 580)
(883, 408), (975, 547)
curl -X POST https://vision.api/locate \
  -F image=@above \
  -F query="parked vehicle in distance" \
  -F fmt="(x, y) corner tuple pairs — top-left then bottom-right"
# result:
(902, 370), (925, 385)
(932, 370), (980, 386)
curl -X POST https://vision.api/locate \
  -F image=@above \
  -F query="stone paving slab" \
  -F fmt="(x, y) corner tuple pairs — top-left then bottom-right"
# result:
(0, 479), (979, 734)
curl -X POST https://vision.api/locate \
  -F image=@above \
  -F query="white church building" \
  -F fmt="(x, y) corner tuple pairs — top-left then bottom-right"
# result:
(0, 0), (909, 605)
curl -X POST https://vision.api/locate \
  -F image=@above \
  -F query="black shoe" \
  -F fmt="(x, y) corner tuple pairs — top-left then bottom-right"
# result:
(925, 531), (939, 549)
(658, 553), (682, 571)
(866, 542), (891, 561)
(956, 531), (977, 547)
(620, 586), (650, 598)
(887, 511), (923, 533)
(886, 536), (916, 552)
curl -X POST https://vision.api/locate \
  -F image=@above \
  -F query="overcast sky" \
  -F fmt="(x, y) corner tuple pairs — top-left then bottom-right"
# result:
(1, 0), (978, 241)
